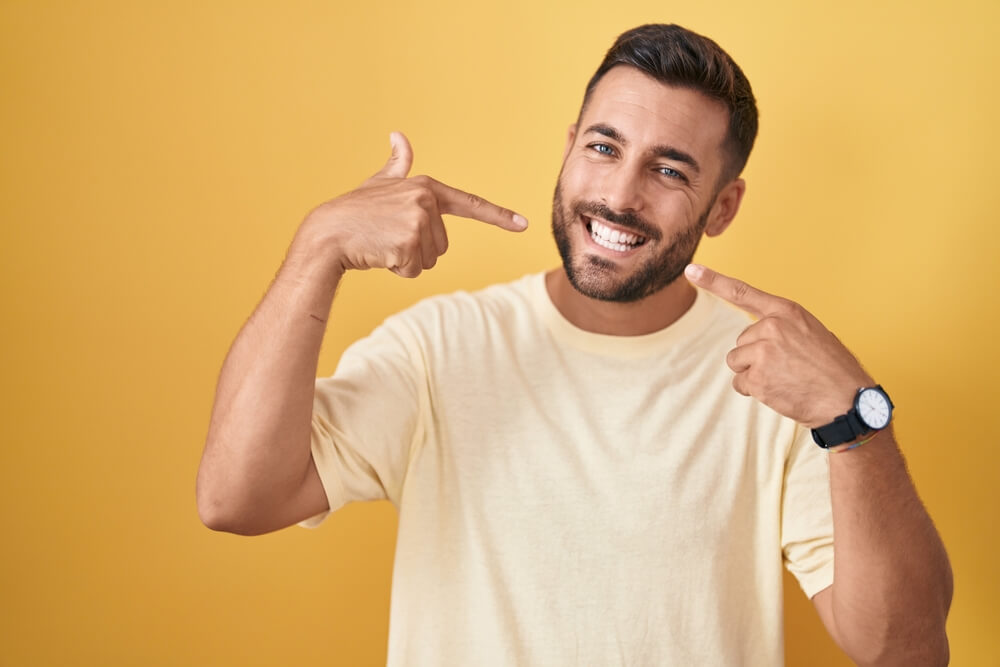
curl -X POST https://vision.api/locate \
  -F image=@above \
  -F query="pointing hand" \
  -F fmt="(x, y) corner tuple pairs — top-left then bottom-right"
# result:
(685, 263), (874, 428)
(297, 132), (528, 279)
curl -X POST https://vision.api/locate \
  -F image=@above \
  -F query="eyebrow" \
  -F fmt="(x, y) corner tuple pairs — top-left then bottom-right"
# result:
(583, 123), (701, 175)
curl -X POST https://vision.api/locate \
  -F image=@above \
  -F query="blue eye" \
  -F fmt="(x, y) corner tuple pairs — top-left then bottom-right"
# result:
(658, 166), (685, 181)
(590, 143), (614, 155)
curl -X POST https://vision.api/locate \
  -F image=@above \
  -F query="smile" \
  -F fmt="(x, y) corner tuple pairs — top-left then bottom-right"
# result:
(584, 216), (648, 253)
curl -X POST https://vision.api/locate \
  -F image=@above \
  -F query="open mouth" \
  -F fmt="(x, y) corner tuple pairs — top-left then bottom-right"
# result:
(583, 216), (648, 253)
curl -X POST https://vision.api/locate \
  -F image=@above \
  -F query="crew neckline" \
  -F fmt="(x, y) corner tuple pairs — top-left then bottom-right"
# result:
(529, 272), (717, 360)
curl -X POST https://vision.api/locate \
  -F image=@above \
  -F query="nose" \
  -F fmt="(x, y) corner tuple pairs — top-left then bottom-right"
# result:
(600, 163), (644, 213)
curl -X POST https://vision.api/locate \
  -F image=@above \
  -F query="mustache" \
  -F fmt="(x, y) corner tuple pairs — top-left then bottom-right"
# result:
(571, 200), (661, 241)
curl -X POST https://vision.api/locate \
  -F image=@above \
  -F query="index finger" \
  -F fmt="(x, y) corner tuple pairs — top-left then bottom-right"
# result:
(684, 263), (782, 317)
(425, 178), (528, 232)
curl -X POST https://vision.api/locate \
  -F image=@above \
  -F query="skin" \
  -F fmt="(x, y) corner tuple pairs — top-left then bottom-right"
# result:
(546, 67), (744, 335)
(198, 64), (952, 666)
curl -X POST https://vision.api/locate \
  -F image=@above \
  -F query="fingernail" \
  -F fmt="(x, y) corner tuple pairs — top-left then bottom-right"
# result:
(512, 214), (529, 229)
(685, 264), (703, 280)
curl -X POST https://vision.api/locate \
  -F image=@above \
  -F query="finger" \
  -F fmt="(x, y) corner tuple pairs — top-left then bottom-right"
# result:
(418, 218), (438, 270)
(735, 316), (778, 347)
(726, 345), (752, 373)
(725, 339), (771, 374)
(684, 264), (781, 318)
(390, 254), (422, 279)
(422, 194), (448, 256)
(732, 372), (752, 397)
(425, 178), (528, 232)
(372, 131), (414, 180)
(430, 216), (449, 256)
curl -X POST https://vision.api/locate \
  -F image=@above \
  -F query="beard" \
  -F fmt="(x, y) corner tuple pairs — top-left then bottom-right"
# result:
(550, 180), (712, 303)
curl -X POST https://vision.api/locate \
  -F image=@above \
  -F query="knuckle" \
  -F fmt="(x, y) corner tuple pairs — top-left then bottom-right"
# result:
(731, 280), (751, 302)
(735, 325), (753, 346)
(778, 298), (799, 316)
(393, 261), (421, 279)
(413, 209), (431, 229)
(760, 317), (781, 336)
(466, 192), (485, 209)
(410, 185), (434, 207)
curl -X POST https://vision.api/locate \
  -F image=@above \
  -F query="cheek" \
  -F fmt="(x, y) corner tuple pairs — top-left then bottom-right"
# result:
(558, 160), (593, 197)
(650, 192), (698, 228)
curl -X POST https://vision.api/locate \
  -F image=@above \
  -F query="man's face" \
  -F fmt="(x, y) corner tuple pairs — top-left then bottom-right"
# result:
(552, 66), (733, 302)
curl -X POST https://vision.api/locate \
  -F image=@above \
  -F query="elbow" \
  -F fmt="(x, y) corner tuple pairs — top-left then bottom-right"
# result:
(198, 494), (238, 534)
(196, 474), (262, 536)
(845, 622), (950, 667)
(859, 634), (949, 667)
(197, 494), (270, 536)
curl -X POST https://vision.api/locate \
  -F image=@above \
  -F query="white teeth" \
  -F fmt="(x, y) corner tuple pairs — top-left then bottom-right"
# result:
(588, 218), (645, 252)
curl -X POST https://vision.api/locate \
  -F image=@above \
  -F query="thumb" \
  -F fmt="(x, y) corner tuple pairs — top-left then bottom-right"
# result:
(372, 131), (413, 179)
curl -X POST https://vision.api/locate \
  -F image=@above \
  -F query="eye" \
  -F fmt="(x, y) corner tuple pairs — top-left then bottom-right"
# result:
(589, 143), (615, 156)
(657, 166), (687, 182)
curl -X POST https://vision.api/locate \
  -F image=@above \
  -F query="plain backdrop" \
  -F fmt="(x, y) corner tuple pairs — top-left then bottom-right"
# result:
(1, 0), (997, 664)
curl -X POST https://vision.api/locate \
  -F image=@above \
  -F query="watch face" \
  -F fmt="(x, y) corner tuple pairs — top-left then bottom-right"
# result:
(857, 388), (892, 429)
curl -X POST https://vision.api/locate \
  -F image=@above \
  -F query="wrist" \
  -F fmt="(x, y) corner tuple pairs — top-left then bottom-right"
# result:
(811, 385), (894, 449)
(285, 221), (349, 285)
(809, 375), (876, 429)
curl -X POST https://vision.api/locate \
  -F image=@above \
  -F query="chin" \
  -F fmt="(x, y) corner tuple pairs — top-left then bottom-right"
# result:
(566, 252), (687, 303)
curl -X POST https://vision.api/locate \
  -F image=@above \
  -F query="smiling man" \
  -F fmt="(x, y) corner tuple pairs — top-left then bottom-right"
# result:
(197, 24), (952, 666)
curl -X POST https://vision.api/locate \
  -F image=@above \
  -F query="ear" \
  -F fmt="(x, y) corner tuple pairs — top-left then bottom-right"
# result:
(562, 123), (577, 162)
(704, 178), (746, 237)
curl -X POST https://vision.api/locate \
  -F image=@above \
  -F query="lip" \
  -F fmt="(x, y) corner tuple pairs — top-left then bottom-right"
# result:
(579, 215), (647, 257)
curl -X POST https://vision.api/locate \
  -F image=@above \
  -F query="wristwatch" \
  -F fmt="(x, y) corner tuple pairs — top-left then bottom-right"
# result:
(811, 385), (894, 449)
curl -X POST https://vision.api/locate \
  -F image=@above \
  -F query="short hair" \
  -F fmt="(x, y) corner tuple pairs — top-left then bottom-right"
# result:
(581, 24), (758, 184)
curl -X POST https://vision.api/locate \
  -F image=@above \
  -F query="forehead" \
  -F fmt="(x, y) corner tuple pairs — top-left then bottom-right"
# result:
(580, 66), (729, 168)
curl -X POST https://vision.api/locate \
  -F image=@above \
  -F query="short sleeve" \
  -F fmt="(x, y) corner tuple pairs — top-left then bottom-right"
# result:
(298, 316), (428, 528)
(781, 424), (835, 598)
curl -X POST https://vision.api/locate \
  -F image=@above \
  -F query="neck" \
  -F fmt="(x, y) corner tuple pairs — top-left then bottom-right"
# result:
(544, 267), (697, 336)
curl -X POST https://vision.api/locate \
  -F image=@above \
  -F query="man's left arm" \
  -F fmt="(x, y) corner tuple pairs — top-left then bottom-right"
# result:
(685, 264), (953, 667)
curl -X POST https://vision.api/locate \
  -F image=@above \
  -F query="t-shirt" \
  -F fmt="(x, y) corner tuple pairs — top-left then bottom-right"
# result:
(301, 272), (834, 666)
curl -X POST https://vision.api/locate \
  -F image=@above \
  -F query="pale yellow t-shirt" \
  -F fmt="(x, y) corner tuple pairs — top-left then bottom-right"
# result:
(302, 273), (834, 666)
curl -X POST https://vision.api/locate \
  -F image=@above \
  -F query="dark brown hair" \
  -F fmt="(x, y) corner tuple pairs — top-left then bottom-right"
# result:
(582, 24), (758, 183)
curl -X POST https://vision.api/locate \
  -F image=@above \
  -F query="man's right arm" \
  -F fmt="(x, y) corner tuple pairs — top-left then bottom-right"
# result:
(196, 132), (527, 535)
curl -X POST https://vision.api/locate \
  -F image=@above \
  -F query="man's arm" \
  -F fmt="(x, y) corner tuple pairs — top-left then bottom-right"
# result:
(196, 132), (527, 535)
(685, 263), (952, 666)
(812, 427), (952, 666)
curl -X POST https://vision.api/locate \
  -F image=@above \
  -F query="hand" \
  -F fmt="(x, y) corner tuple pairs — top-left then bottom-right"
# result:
(296, 131), (528, 279)
(684, 263), (874, 428)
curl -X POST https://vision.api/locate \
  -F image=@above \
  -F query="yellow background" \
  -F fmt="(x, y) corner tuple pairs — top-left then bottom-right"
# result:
(1, 0), (996, 664)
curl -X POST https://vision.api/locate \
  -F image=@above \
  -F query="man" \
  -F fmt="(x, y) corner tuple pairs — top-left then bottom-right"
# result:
(197, 24), (952, 665)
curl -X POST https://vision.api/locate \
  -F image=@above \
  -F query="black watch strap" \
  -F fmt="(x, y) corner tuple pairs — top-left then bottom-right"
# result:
(811, 410), (869, 448)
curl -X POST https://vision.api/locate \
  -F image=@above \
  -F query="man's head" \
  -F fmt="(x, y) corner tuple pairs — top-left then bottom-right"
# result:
(582, 24), (758, 186)
(552, 24), (758, 303)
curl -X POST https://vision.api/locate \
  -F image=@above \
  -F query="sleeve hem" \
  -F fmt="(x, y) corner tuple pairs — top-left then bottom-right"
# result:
(297, 413), (349, 529)
(799, 561), (835, 599)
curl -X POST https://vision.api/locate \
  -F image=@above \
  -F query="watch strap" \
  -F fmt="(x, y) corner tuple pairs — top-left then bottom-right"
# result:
(811, 410), (869, 448)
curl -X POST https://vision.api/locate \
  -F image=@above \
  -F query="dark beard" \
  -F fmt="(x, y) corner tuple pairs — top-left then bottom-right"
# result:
(550, 180), (711, 303)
